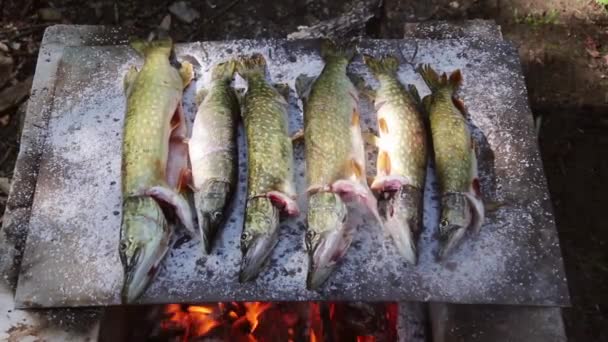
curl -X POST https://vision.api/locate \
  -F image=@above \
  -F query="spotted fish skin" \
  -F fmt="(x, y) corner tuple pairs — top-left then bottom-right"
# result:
(417, 64), (484, 260)
(364, 55), (427, 264)
(190, 61), (239, 254)
(237, 54), (298, 282)
(303, 41), (379, 290)
(120, 38), (194, 303)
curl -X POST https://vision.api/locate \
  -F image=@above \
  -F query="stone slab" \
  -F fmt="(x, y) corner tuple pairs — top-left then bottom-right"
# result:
(13, 32), (568, 308)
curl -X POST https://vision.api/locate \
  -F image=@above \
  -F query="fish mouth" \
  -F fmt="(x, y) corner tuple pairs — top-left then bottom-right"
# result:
(120, 197), (172, 304)
(306, 227), (353, 290)
(193, 181), (231, 254)
(121, 233), (171, 303)
(239, 231), (279, 282)
(436, 224), (467, 261)
(378, 185), (422, 264)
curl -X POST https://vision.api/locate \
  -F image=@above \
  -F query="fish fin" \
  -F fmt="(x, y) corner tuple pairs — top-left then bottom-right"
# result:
(331, 179), (382, 226)
(417, 64), (441, 92)
(130, 37), (173, 57)
(291, 129), (304, 143)
(349, 72), (376, 101)
(449, 69), (463, 89)
(422, 95), (433, 114)
(452, 97), (466, 114)
(211, 60), (236, 81)
(378, 150), (391, 174)
(351, 110), (360, 127)
(363, 54), (399, 76)
(350, 159), (364, 179)
(195, 89), (208, 106)
(274, 83), (291, 102)
(407, 84), (421, 104)
(176, 168), (192, 192)
(378, 117), (389, 135)
(179, 61), (194, 88)
(146, 186), (196, 236)
(123, 66), (138, 97)
(236, 53), (266, 78)
(295, 74), (316, 103)
(370, 175), (410, 192)
(464, 192), (484, 234)
(320, 39), (355, 62)
(362, 131), (379, 147)
(267, 191), (300, 216)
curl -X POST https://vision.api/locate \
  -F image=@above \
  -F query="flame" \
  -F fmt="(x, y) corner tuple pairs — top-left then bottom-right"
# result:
(243, 302), (272, 333)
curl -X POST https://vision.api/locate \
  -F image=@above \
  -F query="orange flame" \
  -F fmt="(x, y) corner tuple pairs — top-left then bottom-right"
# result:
(242, 302), (272, 333)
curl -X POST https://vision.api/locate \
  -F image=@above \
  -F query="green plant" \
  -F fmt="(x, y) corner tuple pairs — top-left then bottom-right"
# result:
(596, 0), (608, 6)
(513, 9), (560, 26)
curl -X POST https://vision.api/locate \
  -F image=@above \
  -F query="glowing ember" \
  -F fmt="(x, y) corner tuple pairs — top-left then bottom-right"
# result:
(158, 302), (398, 341)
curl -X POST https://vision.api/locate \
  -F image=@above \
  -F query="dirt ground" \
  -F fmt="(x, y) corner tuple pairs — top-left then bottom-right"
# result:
(1, 0), (607, 340)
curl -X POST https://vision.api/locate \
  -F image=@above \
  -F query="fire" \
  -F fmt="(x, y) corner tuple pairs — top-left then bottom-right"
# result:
(159, 302), (398, 341)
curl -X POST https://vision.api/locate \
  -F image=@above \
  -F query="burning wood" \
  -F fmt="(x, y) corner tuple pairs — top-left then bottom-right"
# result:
(154, 302), (398, 342)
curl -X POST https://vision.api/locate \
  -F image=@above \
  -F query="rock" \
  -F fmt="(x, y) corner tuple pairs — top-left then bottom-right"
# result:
(168, 1), (200, 24)
(38, 8), (63, 22)
(0, 42), (9, 52)
(0, 77), (33, 113)
(0, 55), (14, 89)
(0, 177), (10, 195)
(9, 42), (20, 50)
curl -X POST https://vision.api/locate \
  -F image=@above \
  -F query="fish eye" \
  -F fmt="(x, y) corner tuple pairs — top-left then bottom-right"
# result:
(306, 230), (316, 241)
(241, 232), (250, 242)
(212, 211), (223, 221)
(440, 219), (449, 228)
(119, 241), (128, 252)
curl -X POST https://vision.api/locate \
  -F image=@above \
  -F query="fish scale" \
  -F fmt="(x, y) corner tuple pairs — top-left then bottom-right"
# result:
(237, 54), (298, 282)
(418, 64), (484, 259)
(119, 38), (194, 303)
(190, 60), (239, 254)
(303, 41), (379, 290)
(364, 55), (427, 264)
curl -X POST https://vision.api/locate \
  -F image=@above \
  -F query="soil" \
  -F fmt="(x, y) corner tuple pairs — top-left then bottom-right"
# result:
(1, 0), (607, 340)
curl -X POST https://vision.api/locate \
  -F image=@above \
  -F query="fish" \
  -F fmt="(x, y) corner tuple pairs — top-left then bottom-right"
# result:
(119, 38), (194, 303)
(189, 61), (239, 253)
(363, 55), (428, 264)
(300, 40), (380, 290)
(236, 54), (299, 282)
(417, 64), (484, 259)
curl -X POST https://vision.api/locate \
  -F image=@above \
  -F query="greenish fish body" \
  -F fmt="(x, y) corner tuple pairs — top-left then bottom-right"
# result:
(237, 54), (299, 282)
(364, 55), (427, 264)
(303, 41), (379, 290)
(417, 64), (484, 259)
(120, 38), (194, 303)
(189, 61), (239, 253)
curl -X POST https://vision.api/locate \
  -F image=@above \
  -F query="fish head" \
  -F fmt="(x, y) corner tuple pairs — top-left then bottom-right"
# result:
(119, 197), (171, 304)
(379, 185), (423, 264)
(306, 192), (350, 290)
(239, 197), (280, 282)
(437, 193), (472, 260)
(194, 180), (232, 253)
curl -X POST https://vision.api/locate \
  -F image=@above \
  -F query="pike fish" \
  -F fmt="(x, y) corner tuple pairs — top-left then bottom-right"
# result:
(237, 54), (299, 282)
(417, 64), (484, 259)
(189, 61), (239, 253)
(301, 41), (380, 290)
(119, 38), (194, 303)
(363, 55), (428, 264)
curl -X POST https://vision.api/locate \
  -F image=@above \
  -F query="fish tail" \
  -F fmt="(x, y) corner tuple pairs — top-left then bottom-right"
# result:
(211, 60), (237, 81)
(129, 37), (173, 57)
(363, 55), (399, 76)
(237, 53), (267, 78)
(417, 64), (462, 94)
(320, 39), (355, 62)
